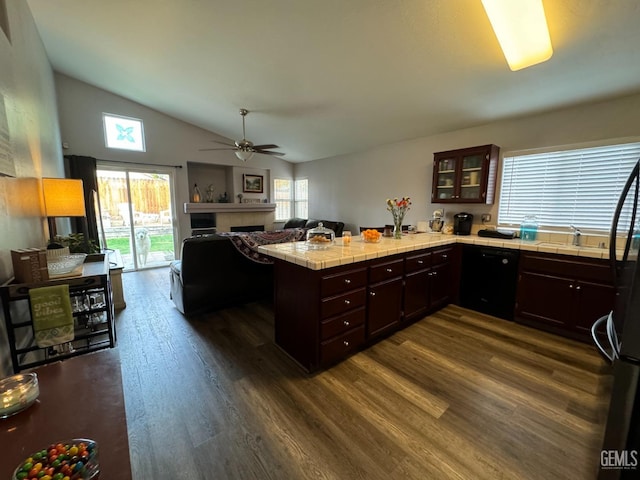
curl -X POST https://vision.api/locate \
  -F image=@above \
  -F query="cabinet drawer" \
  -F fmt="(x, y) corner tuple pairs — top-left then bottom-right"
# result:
(321, 307), (365, 340)
(432, 247), (454, 266)
(405, 251), (431, 273)
(520, 253), (612, 283)
(321, 288), (366, 318)
(321, 268), (368, 297)
(369, 258), (404, 283)
(320, 325), (366, 367)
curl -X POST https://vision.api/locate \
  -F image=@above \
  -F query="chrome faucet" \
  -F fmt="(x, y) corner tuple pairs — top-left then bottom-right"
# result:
(570, 225), (582, 247)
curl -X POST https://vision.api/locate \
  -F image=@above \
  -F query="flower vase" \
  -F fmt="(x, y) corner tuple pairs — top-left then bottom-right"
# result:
(393, 217), (403, 239)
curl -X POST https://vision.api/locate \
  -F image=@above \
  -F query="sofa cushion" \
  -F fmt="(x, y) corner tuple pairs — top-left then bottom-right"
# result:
(283, 217), (307, 229)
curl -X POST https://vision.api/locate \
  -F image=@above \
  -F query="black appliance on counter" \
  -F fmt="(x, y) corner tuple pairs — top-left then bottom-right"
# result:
(453, 213), (473, 235)
(460, 245), (519, 320)
(592, 159), (640, 479)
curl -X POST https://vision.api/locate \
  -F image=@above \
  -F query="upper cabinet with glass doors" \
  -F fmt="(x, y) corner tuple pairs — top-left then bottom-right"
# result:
(431, 144), (500, 204)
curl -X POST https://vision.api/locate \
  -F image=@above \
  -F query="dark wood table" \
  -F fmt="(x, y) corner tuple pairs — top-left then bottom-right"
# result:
(0, 348), (132, 479)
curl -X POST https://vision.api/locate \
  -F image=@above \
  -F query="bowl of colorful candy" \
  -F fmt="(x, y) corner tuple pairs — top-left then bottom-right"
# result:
(12, 439), (99, 480)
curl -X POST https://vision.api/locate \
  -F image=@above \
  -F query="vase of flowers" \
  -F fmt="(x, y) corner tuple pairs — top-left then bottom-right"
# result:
(386, 197), (411, 239)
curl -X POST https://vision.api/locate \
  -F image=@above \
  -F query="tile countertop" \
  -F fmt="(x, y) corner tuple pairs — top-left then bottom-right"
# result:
(258, 233), (620, 271)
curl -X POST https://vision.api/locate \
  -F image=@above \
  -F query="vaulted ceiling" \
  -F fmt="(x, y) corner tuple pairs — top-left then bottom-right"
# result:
(26, 0), (640, 162)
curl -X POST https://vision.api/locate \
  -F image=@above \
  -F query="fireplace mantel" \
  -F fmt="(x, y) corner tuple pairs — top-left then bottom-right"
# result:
(184, 203), (276, 214)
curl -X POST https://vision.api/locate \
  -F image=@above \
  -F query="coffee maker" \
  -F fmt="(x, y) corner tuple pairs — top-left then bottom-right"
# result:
(453, 213), (473, 235)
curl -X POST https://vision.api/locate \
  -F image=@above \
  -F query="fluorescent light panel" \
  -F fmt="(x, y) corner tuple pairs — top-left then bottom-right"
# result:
(482, 0), (553, 71)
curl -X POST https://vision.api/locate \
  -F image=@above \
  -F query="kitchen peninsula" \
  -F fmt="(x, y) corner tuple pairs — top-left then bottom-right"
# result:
(259, 233), (616, 372)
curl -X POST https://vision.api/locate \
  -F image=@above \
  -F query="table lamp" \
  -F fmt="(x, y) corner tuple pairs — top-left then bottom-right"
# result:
(42, 178), (86, 243)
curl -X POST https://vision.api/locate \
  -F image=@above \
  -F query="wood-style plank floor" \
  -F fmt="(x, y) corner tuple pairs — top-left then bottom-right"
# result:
(116, 267), (612, 480)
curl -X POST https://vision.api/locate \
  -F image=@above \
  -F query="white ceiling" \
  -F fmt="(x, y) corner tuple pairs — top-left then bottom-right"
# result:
(26, 0), (640, 163)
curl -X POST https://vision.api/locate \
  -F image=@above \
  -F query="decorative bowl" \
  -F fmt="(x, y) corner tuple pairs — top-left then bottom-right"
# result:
(12, 438), (99, 480)
(47, 253), (87, 276)
(0, 373), (39, 418)
(361, 229), (382, 243)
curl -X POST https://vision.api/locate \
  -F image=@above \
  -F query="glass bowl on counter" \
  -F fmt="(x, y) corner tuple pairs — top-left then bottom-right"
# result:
(306, 222), (335, 250)
(361, 229), (382, 243)
(0, 373), (39, 419)
(12, 438), (99, 480)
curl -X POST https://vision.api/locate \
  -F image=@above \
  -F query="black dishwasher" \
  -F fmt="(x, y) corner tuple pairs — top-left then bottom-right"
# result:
(460, 245), (520, 320)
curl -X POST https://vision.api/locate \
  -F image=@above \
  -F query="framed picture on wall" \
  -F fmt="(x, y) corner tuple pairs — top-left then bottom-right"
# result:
(243, 174), (263, 193)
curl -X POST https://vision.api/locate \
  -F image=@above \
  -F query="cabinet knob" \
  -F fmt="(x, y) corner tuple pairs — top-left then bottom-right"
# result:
(370, 291), (376, 296)
(343, 341), (350, 347)
(386, 268), (393, 273)
(441, 254), (448, 259)
(417, 260), (424, 265)
(344, 299), (351, 305)
(576, 285), (581, 291)
(344, 279), (351, 284)
(569, 284), (574, 289)
(343, 320), (350, 326)
(432, 271), (437, 276)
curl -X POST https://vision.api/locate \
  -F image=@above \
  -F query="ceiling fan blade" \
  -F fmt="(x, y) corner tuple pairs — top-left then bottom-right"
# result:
(210, 140), (236, 147)
(252, 144), (279, 150)
(255, 150), (285, 156)
(199, 147), (238, 151)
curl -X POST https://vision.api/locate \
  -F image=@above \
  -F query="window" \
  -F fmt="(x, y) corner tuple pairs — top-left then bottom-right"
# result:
(498, 141), (640, 230)
(103, 113), (146, 152)
(295, 179), (309, 219)
(274, 179), (292, 221)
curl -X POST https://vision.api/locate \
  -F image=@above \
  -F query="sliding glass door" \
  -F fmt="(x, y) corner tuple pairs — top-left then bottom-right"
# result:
(96, 164), (176, 271)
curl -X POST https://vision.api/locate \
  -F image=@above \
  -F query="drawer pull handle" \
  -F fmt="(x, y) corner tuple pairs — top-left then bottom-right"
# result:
(576, 285), (581, 291)
(344, 299), (351, 305)
(344, 279), (351, 284)
(569, 284), (574, 289)
(417, 260), (424, 264)
(370, 291), (376, 296)
(343, 341), (350, 347)
(343, 320), (350, 326)
(442, 254), (448, 259)
(432, 271), (437, 276)
(386, 268), (393, 273)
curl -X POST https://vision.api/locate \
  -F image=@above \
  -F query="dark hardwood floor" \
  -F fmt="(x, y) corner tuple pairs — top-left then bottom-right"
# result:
(116, 267), (612, 480)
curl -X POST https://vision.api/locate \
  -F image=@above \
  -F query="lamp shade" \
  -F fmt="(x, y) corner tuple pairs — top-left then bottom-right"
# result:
(235, 150), (255, 162)
(42, 178), (86, 217)
(482, 0), (553, 71)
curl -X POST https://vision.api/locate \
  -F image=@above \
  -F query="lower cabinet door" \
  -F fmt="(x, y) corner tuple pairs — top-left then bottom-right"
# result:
(516, 271), (574, 328)
(367, 277), (403, 338)
(404, 269), (430, 320)
(320, 325), (366, 367)
(430, 261), (453, 309)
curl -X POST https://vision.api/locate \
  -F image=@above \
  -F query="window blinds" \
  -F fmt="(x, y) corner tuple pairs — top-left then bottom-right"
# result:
(498, 142), (640, 230)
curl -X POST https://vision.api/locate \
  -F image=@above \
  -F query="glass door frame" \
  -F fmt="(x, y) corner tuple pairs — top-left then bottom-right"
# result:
(96, 161), (178, 271)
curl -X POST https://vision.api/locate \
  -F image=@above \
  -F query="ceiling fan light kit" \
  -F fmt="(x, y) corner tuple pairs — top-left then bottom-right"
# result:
(199, 108), (283, 161)
(482, 0), (553, 71)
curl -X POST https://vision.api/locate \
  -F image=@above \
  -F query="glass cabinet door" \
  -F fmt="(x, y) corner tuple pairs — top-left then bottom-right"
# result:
(459, 153), (484, 200)
(433, 156), (457, 201)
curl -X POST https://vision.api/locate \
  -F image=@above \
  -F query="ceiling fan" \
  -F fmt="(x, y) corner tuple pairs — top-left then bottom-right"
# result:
(200, 108), (284, 161)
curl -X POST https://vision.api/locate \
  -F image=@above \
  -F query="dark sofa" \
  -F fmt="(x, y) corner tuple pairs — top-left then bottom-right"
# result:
(170, 218), (344, 316)
(283, 218), (345, 237)
(170, 234), (274, 317)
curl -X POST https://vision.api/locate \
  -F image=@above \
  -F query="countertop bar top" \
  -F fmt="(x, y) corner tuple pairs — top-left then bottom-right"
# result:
(258, 232), (618, 270)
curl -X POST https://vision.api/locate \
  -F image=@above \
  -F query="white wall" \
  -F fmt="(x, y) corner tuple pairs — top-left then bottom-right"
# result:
(0, 2), (65, 376)
(55, 74), (294, 241)
(295, 93), (640, 233)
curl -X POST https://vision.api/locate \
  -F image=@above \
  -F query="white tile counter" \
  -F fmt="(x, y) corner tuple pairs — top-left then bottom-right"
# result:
(258, 232), (617, 270)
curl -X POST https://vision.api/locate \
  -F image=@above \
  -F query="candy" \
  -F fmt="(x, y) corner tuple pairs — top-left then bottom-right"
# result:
(13, 440), (97, 480)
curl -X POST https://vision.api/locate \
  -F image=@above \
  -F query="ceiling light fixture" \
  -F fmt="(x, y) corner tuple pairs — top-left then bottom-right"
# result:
(235, 150), (255, 162)
(482, 0), (553, 71)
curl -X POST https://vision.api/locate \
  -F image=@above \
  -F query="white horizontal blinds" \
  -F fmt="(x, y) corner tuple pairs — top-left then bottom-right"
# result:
(294, 179), (308, 219)
(274, 179), (292, 221)
(498, 143), (640, 230)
